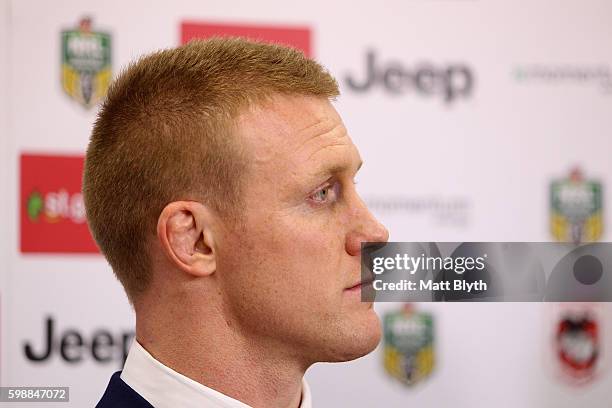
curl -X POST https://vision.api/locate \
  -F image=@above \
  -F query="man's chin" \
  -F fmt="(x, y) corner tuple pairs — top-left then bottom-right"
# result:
(324, 309), (382, 363)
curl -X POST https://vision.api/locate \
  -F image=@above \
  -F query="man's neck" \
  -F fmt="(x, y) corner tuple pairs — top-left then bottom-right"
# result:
(134, 291), (307, 408)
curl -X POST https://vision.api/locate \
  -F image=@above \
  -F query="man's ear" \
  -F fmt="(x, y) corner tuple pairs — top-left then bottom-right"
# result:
(156, 201), (216, 277)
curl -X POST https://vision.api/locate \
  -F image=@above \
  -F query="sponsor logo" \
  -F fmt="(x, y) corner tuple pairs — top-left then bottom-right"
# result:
(383, 304), (435, 386)
(344, 50), (475, 103)
(23, 316), (133, 366)
(26, 190), (85, 224)
(556, 311), (600, 384)
(61, 17), (112, 108)
(514, 65), (612, 94)
(180, 21), (311, 56)
(550, 168), (603, 243)
(20, 154), (98, 253)
(365, 195), (471, 227)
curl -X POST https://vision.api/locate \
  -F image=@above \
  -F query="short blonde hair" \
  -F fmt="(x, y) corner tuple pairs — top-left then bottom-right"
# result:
(83, 37), (339, 300)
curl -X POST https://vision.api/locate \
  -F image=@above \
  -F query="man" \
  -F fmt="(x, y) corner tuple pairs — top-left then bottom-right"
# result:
(84, 37), (388, 408)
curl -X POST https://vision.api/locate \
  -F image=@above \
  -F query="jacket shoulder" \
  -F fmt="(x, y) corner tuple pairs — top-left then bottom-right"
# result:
(96, 371), (154, 408)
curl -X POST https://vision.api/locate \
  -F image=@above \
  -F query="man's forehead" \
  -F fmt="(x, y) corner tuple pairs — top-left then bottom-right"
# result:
(236, 94), (357, 169)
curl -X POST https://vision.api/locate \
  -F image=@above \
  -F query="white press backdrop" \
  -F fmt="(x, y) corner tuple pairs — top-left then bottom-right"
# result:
(2, 0), (612, 407)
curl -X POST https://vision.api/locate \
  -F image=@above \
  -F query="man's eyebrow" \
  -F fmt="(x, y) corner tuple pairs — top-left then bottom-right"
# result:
(314, 160), (363, 178)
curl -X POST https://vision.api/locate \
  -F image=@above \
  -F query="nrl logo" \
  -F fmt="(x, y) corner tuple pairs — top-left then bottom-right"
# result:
(383, 304), (435, 386)
(61, 17), (112, 108)
(550, 167), (603, 243)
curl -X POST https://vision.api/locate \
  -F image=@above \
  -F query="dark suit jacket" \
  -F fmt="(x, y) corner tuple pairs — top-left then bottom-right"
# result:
(96, 371), (154, 408)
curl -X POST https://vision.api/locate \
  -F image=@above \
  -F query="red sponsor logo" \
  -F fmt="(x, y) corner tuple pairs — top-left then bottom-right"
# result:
(20, 154), (98, 253)
(181, 21), (311, 56)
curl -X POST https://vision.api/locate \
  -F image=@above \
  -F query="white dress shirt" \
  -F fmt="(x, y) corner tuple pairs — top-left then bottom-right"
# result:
(121, 340), (312, 408)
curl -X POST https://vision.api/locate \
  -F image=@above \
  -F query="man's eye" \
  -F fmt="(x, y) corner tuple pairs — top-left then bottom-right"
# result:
(310, 182), (339, 204)
(312, 187), (330, 202)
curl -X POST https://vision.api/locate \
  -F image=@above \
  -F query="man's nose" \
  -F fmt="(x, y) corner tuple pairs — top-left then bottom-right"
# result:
(345, 199), (389, 256)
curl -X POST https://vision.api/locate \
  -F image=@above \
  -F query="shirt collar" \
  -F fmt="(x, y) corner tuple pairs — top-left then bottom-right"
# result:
(120, 340), (312, 408)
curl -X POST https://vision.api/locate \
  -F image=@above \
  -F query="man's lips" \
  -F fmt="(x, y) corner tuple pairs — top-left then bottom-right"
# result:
(345, 277), (374, 291)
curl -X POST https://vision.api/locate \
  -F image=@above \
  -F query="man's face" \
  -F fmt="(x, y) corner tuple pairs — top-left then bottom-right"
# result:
(215, 94), (388, 364)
